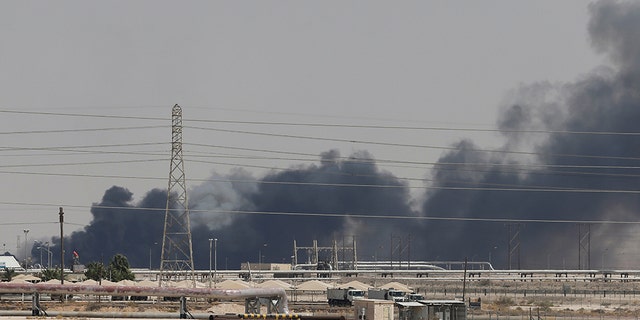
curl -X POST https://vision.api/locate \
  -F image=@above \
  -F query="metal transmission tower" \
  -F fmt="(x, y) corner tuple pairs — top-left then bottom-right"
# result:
(578, 224), (591, 270)
(507, 224), (521, 269)
(160, 104), (195, 286)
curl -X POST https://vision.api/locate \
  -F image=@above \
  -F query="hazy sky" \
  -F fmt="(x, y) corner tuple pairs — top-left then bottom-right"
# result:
(0, 1), (603, 259)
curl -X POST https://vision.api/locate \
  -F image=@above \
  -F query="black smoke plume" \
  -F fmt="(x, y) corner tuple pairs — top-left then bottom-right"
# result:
(45, 0), (640, 270)
(421, 0), (640, 269)
(47, 150), (415, 269)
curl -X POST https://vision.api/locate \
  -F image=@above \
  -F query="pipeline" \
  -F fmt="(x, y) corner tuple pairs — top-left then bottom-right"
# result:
(239, 314), (301, 319)
(0, 282), (289, 314)
(0, 310), (212, 318)
(214, 315), (345, 320)
(0, 311), (345, 320)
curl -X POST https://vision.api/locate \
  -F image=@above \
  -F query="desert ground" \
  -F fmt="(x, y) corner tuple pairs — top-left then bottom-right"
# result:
(2, 276), (640, 319)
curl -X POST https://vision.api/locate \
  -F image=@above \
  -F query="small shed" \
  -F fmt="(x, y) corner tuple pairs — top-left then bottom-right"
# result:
(397, 301), (426, 320)
(420, 300), (466, 320)
(398, 300), (466, 320)
(353, 298), (395, 320)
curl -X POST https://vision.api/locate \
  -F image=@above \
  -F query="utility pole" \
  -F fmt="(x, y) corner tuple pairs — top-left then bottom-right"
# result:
(59, 207), (64, 285)
(208, 238), (213, 288)
(23, 229), (29, 269)
(214, 238), (218, 287)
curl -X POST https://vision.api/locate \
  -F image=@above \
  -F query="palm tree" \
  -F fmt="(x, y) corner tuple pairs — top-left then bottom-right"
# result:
(38, 268), (62, 282)
(2, 269), (16, 282)
(107, 254), (135, 282)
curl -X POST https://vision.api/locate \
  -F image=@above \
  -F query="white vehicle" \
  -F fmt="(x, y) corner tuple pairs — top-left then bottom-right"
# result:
(407, 293), (424, 301)
(368, 288), (407, 302)
(327, 288), (365, 306)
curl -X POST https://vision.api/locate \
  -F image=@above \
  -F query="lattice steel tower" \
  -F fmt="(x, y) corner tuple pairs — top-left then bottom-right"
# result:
(160, 104), (195, 286)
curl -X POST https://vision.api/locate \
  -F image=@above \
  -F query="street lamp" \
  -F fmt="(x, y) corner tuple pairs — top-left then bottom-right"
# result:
(35, 240), (48, 269)
(489, 246), (498, 269)
(149, 242), (157, 270)
(45, 242), (51, 269)
(36, 241), (52, 269)
(23, 229), (29, 269)
(258, 243), (267, 270)
(208, 238), (213, 288)
(36, 241), (43, 268)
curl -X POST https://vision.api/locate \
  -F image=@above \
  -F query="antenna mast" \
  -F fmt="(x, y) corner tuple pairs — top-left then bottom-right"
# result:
(159, 104), (195, 286)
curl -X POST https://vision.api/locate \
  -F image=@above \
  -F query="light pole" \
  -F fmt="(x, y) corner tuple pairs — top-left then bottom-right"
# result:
(23, 229), (29, 269)
(45, 242), (51, 269)
(36, 242), (42, 267)
(489, 246), (498, 269)
(149, 242), (157, 270)
(59, 207), (64, 285)
(374, 246), (383, 269)
(258, 243), (267, 271)
(36, 241), (52, 269)
(35, 240), (44, 268)
(214, 238), (218, 287)
(208, 238), (213, 288)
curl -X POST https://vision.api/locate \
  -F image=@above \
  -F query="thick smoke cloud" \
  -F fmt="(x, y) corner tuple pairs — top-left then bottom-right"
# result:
(589, 1), (640, 74)
(45, 0), (640, 270)
(421, 0), (640, 269)
(47, 186), (167, 268)
(47, 150), (415, 269)
(247, 150), (415, 263)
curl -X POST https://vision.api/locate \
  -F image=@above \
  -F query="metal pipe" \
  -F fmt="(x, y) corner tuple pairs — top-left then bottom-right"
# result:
(0, 282), (287, 298)
(0, 283), (289, 313)
(0, 310), (216, 319)
(0, 311), (344, 320)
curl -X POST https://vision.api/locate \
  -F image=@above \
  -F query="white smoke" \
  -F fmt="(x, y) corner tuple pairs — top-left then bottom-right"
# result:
(189, 168), (258, 230)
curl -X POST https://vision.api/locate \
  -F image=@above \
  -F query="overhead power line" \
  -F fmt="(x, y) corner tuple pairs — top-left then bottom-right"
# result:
(4, 142), (640, 181)
(186, 119), (640, 136)
(2, 169), (640, 194)
(4, 108), (640, 136)
(3, 108), (640, 196)
(4, 140), (640, 191)
(1, 201), (639, 226)
(0, 109), (166, 121)
(3, 109), (640, 165)
(5, 155), (639, 192)
(0, 158), (166, 168)
(0, 125), (165, 135)
(186, 125), (640, 162)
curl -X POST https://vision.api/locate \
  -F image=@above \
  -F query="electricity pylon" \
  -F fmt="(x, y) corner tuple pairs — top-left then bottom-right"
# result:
(159, 104), (195, 286)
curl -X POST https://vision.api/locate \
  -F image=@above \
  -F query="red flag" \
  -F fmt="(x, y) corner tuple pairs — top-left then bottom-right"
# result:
(73, 250), (79, 258)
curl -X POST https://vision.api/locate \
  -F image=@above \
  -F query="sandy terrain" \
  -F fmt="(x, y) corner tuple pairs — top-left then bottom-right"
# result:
(2, 276), (640, 319)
